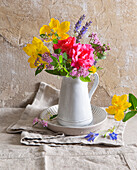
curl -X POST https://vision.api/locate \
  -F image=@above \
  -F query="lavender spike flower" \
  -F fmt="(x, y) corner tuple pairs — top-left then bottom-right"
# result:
(76, 21), (92, 43)
(74, 14), (86, 33)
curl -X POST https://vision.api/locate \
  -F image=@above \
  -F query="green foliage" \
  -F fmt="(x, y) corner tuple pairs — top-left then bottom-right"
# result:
(45, 67), (68, 76)
(60, 69), (67, 76)
(80, 76), (91, 82)
(54, 48), (62, 54)
(49, 114), (58, 120)
(40, 34), (47, 39)
(91, 43), (99, 48)
(45, 69), (60, 75)
(123, 111), (137, 122)
(63, 52), (67, 60)
(45, 53), (69, 77)
(129, 93), (137, 110)
(50, 55), (58, 62)
(54, 33), (58, 37)
(50, 55), (59, 67)
(50, 61), (58, 67)
(59, 55), (63, 64)
(97, 67), (103, 71)
(38, 54), (42, 57)
(97, 53), (106, 59)
(35, 64), (44, 76)
(63, 67), (69, 74)
(123, 93), (137, 122)
(53, 39), (58, 44)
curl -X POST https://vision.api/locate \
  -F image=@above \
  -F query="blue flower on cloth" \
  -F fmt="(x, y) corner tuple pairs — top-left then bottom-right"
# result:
(109, 132), (118, 140)
(85, 132), (99, 142)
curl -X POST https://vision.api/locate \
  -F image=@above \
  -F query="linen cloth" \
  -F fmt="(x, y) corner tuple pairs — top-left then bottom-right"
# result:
(1, 144), (137, 170)
(1, 107), (137, 170)
(7, 82), (126, 146)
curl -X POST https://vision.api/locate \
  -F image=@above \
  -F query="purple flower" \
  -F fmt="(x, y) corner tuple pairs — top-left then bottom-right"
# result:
(42, 52), (54, 70)
(70, 67), (89, 78)
(70, 68), (77, 77)
(33, 117), (39, 125)
(109, 132), (118, 140)
(45, 64), (54, 70)
(89, 32), (110, 58)
(94, 60), (97, 65)
(74, 14), (86, 33)
(89, 32), (102, 46)
(52, 53), (59, 60)
(40, 120), (48, 127)
(42, 52), (52, 63)
(85, 132), (99, 142)
(76, 21), (92, 43)
(42, 52), (64, 70)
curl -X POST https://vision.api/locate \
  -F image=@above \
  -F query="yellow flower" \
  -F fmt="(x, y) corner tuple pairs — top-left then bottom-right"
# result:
(23, 37), (50, 68)
(40, 18), (70, 42)
(89, 66), (97, 73)
(106, 94), (132, 121)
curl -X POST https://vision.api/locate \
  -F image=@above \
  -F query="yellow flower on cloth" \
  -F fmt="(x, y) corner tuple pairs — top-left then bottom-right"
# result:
(40, 18), (70, 42)
(23, 37), (50, 68)
(89, 66), (97, 73)
(106, 94), (132, 121)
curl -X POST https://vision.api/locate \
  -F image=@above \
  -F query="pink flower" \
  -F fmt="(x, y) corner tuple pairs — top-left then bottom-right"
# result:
(40, 120), (48, 127)
(70, 67), (89, 77)
(33, 117), (39, 125)
(69, 43), (95, 70)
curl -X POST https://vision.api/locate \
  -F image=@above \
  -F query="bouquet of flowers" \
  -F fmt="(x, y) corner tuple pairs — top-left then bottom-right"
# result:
(23, 15), (110, 82)
(23, 15), (137, 141)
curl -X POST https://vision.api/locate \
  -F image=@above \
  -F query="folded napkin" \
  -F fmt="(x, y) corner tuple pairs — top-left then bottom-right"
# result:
(7, 82), (126, 146)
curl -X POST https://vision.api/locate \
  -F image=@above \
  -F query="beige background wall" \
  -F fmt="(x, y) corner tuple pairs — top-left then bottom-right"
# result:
(0, 0), (137, 107)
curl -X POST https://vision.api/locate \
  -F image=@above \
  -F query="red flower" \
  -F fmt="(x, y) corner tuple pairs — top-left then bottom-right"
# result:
(53, 37), (76, 54)
(69, 43), (95, 70)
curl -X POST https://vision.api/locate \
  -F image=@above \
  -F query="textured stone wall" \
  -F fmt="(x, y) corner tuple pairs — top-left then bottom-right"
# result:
(0, 0), (137, 107)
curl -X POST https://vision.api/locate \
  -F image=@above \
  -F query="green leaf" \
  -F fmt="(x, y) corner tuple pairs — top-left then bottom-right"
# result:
(50, 61), (58, 67)
(45, 69), (60, 76)
(62, 60), (67, 67)
(129, 93), (137, 110)
(123, 111), (137, 122)
(53, 39), (58, 44)
(54, 48), (62, 54)
(80, 76), (91, 82)
(35, 64), (44, 76)
(59, 67), (69, 76)
(97, 67), (103, 71)
(55, 33), (58, 37)
(40, 34), (45, 37)
(63, 67), (69, 73)
(50, 55), (58, 63)
(91, 43), (99, 48)
(59, 55), (63, 64)
(63, 52), (67, 60)
(49, 114), (58, 120)
(50, 55), (59, 67)
(60, 70), (67, 76)
(38, 54), (42, 57)
(66, 74), (70, 77)
(97, 53), (106, 59)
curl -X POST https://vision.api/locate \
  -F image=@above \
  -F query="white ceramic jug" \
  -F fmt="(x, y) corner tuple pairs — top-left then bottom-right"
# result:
(57, 73), (99, 127)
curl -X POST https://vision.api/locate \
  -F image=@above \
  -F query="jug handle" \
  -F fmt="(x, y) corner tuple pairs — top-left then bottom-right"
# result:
(89, 72), (99, 101)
